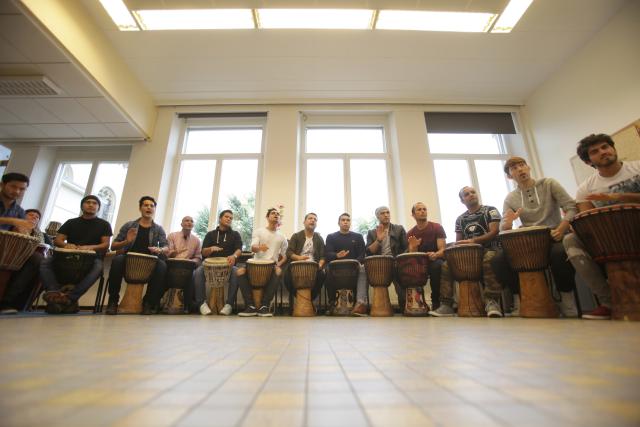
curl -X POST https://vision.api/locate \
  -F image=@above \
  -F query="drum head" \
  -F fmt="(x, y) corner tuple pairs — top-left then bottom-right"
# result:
(204, 257), (229, 266)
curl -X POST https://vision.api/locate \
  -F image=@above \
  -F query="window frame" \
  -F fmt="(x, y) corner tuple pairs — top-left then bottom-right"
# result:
(168, 117), (266, 231)
(299, 114), (395, 232)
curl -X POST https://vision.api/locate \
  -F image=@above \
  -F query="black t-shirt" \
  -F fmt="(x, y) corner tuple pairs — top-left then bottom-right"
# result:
(129, 225), (151, 255)
(58, 217), (113, 246)
(202, 227), (242, 258)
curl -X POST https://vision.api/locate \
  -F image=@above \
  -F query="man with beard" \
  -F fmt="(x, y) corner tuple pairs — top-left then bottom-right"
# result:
(564, 134), (640, 319)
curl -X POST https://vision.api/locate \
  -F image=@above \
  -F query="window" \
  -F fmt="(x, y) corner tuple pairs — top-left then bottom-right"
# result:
(0, 144), (10, 177)
(302, 123), (391, 238)
(171, 124), (263, 250)
(44, 161), (129, 229)
(428, 133), (512, 241)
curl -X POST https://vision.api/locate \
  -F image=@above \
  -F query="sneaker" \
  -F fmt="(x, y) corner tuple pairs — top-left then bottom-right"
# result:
(220, 304), (233, 316)
(485, 299), (503, 318)
(45, 302), (63, 314)
(0, 307), (18, 315)
(105, 300), (118, 315)
(428, 304), (456, 317)
(199, 302), (212, 316)
(560, 292), (579, 318)
(238, 306), (257, 317)
(582, 305), (611, 320)
(257, 306), (273, 317)
(62, 300), (79, 314)
(507, 295), (520, 317)
(351, 302), (369, 317)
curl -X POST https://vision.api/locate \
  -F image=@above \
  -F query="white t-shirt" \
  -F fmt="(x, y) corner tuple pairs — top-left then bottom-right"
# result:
(251, 227), (288, 263)
(576, 160), (640, 207)
(301, 237), (314, 261)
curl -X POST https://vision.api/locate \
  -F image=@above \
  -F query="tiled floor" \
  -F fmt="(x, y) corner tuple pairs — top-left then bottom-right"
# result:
(1, 315), (639, 427)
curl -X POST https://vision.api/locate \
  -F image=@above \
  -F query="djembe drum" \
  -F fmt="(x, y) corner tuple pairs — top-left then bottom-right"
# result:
(45, 221), (61, 241)
(52, 248), (97, 292)
(203, 257), (231, 314)
(395, 253), (430, 316)
(0, 230), (39, 300)
(499, 226), (558, 318)
(161, 258), (196, 314)
(571, 204), (640, 321)
(328, 259), (360, 316)
(246, 259), (275, 309)
(290, 261), (318, 317)
(364, 255), (395, 317)
(445, 244), (485, 317)
(119, 252), (158, 314)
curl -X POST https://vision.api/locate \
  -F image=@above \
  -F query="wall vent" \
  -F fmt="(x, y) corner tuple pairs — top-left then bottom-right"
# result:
(0, 76), (62, 96)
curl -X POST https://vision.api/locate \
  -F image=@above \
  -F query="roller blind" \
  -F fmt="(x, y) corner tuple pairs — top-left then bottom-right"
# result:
(424, 112), (516, 134)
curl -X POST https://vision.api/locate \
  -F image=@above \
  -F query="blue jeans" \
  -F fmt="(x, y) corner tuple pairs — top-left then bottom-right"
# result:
(40, 256), (103, 302)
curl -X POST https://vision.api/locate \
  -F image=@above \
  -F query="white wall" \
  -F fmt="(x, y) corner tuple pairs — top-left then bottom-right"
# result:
(523, 0), (640, 195)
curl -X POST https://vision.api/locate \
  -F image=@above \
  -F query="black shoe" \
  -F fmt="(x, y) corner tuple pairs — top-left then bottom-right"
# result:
(141, 303), (156, 315)
(238, 306), (257, 317)
(62, 300), (79, 314)
(45, 302), (63, 314)
(105, 300), (118, 315)
(257, 306), (273, 317)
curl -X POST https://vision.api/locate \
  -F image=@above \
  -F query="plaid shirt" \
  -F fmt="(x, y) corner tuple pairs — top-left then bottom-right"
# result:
(0, 200), (25, 231)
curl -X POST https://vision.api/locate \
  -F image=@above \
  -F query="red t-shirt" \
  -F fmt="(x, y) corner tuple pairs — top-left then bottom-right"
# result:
(407, 222), (446, 252)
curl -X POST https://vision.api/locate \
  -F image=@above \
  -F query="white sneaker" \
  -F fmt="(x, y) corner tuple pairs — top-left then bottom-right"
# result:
(0, 308), (18, 315)
(560, 292), (578, 318)
(485, 299), (503, 318)
(507, 294), (520, 317)
(220, 304), (233, 316)
(199, 302), (212, 315)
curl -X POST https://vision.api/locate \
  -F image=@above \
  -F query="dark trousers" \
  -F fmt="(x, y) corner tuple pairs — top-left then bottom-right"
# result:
(284, 266), (325, 307)
(40, 256), (103, 302)
(395, 258), (443, 309)
(238, 269), (281, 308)
(491, 241), (576, 294)
(1, 252), (42, 310)
(107, 254), (167, 307)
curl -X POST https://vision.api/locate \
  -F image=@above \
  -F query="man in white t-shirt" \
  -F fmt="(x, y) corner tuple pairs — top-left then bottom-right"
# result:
(564, 133), (640, 320)
(237, 208), (288, 317)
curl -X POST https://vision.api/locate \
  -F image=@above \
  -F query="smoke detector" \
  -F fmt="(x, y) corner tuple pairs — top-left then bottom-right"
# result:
(0, 76), (62, 96)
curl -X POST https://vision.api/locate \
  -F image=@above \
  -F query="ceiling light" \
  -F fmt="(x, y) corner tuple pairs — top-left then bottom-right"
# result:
(133, 9), (255, 30)
(98, 0), (139, 31)
(491, 0), (534, 33)
(376, 10), (497, 32)
(257, 9), (374, 30)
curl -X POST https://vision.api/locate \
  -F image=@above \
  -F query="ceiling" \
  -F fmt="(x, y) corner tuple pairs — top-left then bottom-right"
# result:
(0, 0), (628, 142)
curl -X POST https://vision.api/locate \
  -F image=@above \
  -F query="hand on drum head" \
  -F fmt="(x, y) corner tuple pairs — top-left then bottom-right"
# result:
(585, 192), (619, 202)
(426, 251), (439, 261)
(336, 250), (350, 259)
(456, 239), (474, 245)
(408, 235), (422, 252)
(226, 255), (236, 266)
(148, 246), (164, 255)
(11, 218), (35, 233)
(64, 243), (80, 249)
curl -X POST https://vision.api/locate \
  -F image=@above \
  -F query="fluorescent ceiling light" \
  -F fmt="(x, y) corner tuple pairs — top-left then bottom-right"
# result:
(491, 0), (534, 33)
(376, 10), (497, 32)
(98, 0), (139, 31)
(133, 9), (255, 30)
(257, 9), (374, 29)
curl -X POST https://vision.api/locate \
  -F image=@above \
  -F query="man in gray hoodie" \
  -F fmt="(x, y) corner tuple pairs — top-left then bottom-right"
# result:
(491, 156), (578, 317)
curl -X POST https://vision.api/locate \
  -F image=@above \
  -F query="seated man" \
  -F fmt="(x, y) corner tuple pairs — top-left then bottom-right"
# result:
(564, 133), (640, 319)
(166, 215), (202, 313)
(430, 187), (504, 317)
(237, 208), (287, 317)
(285, 213), (326, 313)
(405, 202), (445, 311)
(106, 196), (169, 315)
(366, 206), (408, 311)
(325, 213), (367, 316)
(0, 172), (38, 314)
(493, 156), (578, 317)
(194, 210), (243, 316)
(40, 195), (112, 314)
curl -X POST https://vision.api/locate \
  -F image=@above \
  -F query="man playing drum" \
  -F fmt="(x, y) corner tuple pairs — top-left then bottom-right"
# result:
(285, 213), (326, 313)
(366, 206), (408, 311)
(564, 133), (640, 319)
(40, 195), (112, 314)
(325, 213), (367, 316)
(0, 173), (39, 314)
(238, 208), (287, 317)
(495, 157), (578, 317)
(404, 202), (445, 312)
(105, 196), (169, 315)
(194, 210), (243, 315)
(430, 187), (505, 317)
(166, 215), (202, 312)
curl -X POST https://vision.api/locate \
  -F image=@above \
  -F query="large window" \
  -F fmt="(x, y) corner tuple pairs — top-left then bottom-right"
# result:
(0, 144), (10, 177)
(428, 133), (512, 241)
(302, 122), (391, 238)
(171, 123), (262, 250)
(44, 161), (129, 229)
